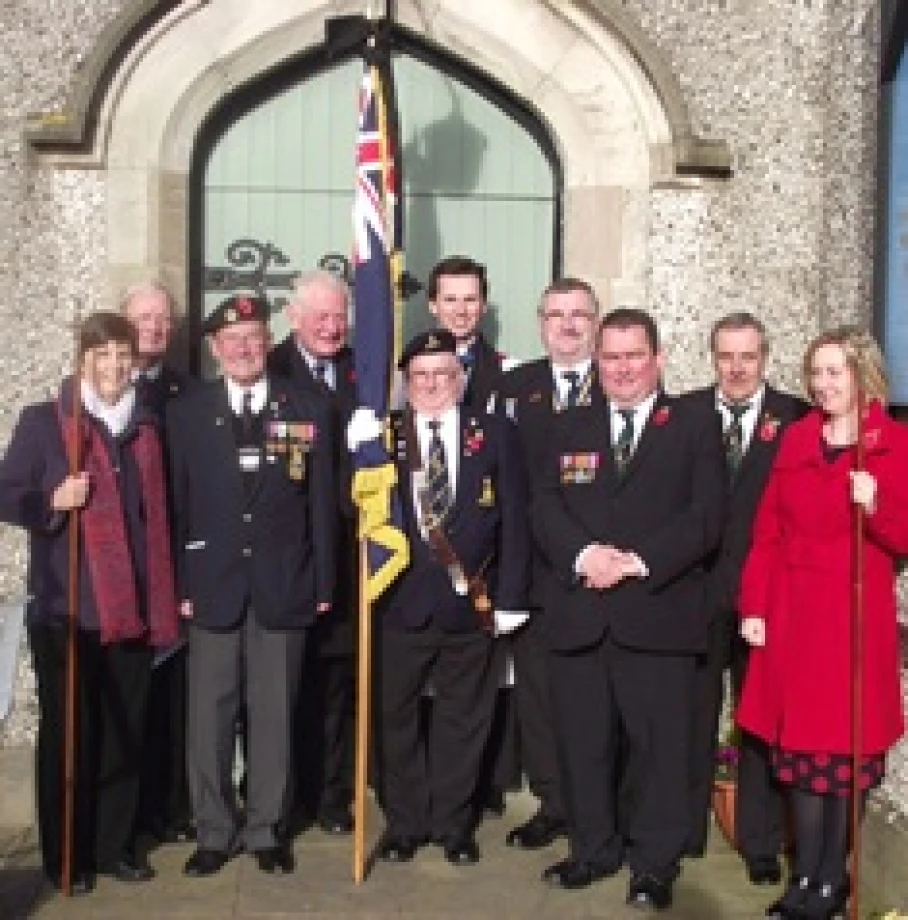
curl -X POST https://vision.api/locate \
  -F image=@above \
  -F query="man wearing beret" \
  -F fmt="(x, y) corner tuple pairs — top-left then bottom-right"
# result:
(355, 329), (530, 865)
(166, 295), (336, 877)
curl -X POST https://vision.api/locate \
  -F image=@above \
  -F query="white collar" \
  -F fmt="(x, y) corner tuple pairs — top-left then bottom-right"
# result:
(80, 380), (136, 437)
(610, 390), (659, 420)
(551, 357), (592, 379)
(716, 383), (765, 413)
(415, 405), (459, 430)
(132, 361), (163, 382)
(225, 375), (268, 415)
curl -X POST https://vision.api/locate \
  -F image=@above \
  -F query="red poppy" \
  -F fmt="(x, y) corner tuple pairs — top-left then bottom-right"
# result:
(236, 297), (254, 316)
(758, 415), (780, 442)
(653, 406), (670, 426)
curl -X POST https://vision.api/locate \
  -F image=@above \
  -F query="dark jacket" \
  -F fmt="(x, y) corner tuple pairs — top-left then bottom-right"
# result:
(462, 334), (505, 413)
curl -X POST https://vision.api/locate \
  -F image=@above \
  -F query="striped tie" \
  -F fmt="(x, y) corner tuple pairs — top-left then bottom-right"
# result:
(425, 419), (452, 524)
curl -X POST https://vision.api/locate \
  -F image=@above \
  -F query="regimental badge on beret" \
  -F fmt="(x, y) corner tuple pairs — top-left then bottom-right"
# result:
(202, 294), (271, 335)
(398, 328), (458, 369)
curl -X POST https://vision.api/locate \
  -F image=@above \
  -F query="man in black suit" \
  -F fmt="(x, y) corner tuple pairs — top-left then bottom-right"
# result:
(372, 329), (530, 866)
(683, 312), (807, 883)
(496, 277), (600, 850)
(531, 308), (725, 907)
(167, 295), (335, 877)
(268, 270), (357, 835)
(121, 280), (194, 845)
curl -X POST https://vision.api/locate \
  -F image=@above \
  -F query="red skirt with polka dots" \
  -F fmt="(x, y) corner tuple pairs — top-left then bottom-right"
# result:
(771, 747), (885, 796)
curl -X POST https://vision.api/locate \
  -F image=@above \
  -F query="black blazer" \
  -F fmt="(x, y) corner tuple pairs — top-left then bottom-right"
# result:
(531, 388), (726, 654)
(463, 334), (504, 412)
(166, 376), (336, 631)
(381, 409), (530, 633)
(136, 364), (193, 424)
(268, 337), (356, 652)
(681, 384), (808, 618)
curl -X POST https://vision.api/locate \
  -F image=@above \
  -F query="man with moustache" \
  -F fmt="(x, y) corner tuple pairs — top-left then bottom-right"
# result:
(167, 295), (335, 877)
(268, 270), (357, 835)
(121, 280), (194, 845)
(370, 329), (530, 865)
(532, 309), (725, 907)
(683, 313), (807, 883)
(495, 277), (600, 850)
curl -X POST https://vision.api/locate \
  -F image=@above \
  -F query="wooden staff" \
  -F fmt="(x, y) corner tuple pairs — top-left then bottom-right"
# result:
(62, 356), (83, 896)
(849, 386), (866, 920)
(352, 539), (371, 884)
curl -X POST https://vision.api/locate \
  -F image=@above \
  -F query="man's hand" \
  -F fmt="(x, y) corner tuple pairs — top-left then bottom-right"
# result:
(740, 616), (766, 647)
(849, 470), (877, 515)
(346, 408), (383, 452)
(51, 473), (89, 511)
(179, 600), (194, 619)
(317, 602), (332, 616)
(579, 544), (630, 590)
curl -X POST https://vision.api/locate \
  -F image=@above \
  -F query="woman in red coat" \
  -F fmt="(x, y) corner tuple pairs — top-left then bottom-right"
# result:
(737, 326), (908, 920)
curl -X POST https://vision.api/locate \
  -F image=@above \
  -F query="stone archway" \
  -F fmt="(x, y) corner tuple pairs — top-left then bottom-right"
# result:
(27, 0), (731, 327)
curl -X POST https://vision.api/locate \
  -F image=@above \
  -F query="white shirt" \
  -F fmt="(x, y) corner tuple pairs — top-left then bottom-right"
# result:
(412, 406), (459, 527)
(132, 361), (162, 383)
(551, 358), (592, 403)
(716, 384), (765, 454)
(296, 342), (337, 392)
(609, 390), (658, 451)
(225, 376), (268, 416)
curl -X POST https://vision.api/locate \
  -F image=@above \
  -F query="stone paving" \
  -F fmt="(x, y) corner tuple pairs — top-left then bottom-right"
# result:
(0, 790), (799, 920)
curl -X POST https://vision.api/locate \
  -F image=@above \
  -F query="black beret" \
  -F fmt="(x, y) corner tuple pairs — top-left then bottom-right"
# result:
(398, 328), (458, 370)
(203, 295), (271, 335)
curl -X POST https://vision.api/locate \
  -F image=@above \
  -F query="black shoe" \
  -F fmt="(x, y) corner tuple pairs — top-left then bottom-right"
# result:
(50, 871), (95, 895)
(443, 837), (480, 865)
(254, 845), (294, 874)
(542, 856), (623, 890)
(183, 848), (229, 877)
(766, 876), (811, 918)
(506, 812), (567, 850)
(627, 873), (673, 910)
(162, 820), (196, 844)
(99, 850), (155, 883)
(377, 834), (421, 863)
(747, 856), (783, 886)
(798, 880), (848, 919)
(317, 807), (353, 835)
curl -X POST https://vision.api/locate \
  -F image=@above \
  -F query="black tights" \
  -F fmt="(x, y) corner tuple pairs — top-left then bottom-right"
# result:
(790, 788), (865, 886)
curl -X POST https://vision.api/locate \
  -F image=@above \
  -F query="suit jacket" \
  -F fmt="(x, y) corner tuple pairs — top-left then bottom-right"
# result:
(166, 376), (336, 631)
(681, 385), (808, 619)
(136, 364), (193, 424)
(462, 334), (505, 412)
(531, 388), (726, 654)
(381, 408), (530, 633)
(268, 337), (356, 652)
(498, 358), (596, 606)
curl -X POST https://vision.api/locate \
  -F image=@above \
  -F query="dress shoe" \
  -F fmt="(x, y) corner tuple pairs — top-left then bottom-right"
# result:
(627, 873), (673, 910)
(254, 845), (294, 874)
(50, 871), (95, 895)
(505, 812), (567, 850)
(747, 856), (783, 886)
(797, 880), (848, 919)
(317, 807), (353, 835)
(99, 849), (155, 883)
(183, 848), (229, 877)
(542, 856), (623, 890)
(377, 834), (421, 862)
(443, 837), (480, 865)
(766, 875), (811, 918)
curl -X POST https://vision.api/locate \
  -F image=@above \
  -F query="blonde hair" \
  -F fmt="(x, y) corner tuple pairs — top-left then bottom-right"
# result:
(802, 325), (888, 405)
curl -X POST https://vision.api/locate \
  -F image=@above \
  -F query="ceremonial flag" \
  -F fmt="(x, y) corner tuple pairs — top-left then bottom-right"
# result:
(351, 50), (408, 601)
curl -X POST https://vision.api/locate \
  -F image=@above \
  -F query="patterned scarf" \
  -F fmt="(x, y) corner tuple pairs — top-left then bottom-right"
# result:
(57, 386), (178, 647)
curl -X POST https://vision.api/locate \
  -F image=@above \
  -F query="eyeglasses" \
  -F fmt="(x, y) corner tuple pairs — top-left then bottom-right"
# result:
(217, 332), (267, 349)
(408, 369), (458, 384)
(541, 310), (596, 323)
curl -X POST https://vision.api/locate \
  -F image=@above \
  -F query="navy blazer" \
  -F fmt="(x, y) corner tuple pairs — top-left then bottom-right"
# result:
(381, 409), (530, 633)
(165, 376), (336, 631)
(531, 389), (726, 654)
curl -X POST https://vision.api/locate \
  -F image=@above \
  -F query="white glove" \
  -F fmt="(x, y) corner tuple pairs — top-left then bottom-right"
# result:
(493, 610), (530, 637)
(346, 407), (383, 452)
(740, 616), (766, 647)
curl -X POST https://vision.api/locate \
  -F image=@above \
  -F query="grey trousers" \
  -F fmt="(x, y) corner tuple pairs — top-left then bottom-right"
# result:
(187, 611), (306, 852)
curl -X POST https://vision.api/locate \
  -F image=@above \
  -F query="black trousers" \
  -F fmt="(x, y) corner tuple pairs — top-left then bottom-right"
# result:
(380, 626), (497, 843)
(294, 648), (355, 818)
(29, 621), (152, 879)
(549, 635), (694, 879)
(138, 646), (190, 831)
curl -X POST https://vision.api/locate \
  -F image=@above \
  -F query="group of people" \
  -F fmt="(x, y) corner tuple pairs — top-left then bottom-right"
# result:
(0, 256), (905, 920)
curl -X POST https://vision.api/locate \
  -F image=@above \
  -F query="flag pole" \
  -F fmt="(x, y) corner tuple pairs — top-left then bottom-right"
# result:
(62, 319), (83, 896)
(848, 385), (866, 920)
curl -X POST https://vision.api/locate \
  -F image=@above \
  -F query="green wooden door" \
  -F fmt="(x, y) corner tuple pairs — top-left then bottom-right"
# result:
(201, 52), (557, 364)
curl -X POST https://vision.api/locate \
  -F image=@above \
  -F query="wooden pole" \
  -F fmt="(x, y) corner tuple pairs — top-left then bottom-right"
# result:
(849, 387), (866, 920)
(352, 538), (371, 884)
(62, 362), (82, 896)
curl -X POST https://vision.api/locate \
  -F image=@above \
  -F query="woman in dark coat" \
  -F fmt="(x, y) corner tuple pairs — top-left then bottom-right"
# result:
(0, 312), (179, 893)
(737, 327), (908, 919)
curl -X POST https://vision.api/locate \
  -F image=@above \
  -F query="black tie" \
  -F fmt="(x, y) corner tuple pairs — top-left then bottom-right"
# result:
(241, 390), (254, 439)
(314, 360), (331, 390)
(614, 408), (636, 475)
(562, 371), (581, 409)
(425, 420), (452, 524)
(724, 400), (750, 477)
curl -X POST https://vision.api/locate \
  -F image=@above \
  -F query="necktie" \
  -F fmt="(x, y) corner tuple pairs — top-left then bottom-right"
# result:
(425, 419), (452, 525)
(723, 400), (750, 477)
(313, 360), (331, 390)
(241, 390), (254, 439)
(562, 371), (581, 409)
(613, 408), (636, 475)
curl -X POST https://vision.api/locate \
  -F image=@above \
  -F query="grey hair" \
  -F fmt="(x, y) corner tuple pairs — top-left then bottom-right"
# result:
(290, 270), (351, 307)
(118, 280), (177, 315)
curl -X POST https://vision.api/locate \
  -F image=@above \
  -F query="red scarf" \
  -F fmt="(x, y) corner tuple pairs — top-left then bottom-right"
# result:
(57, 401), (179, 647)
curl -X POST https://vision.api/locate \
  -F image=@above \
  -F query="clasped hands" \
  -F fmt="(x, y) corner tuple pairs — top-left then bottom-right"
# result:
(577, 543), (645, 591)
